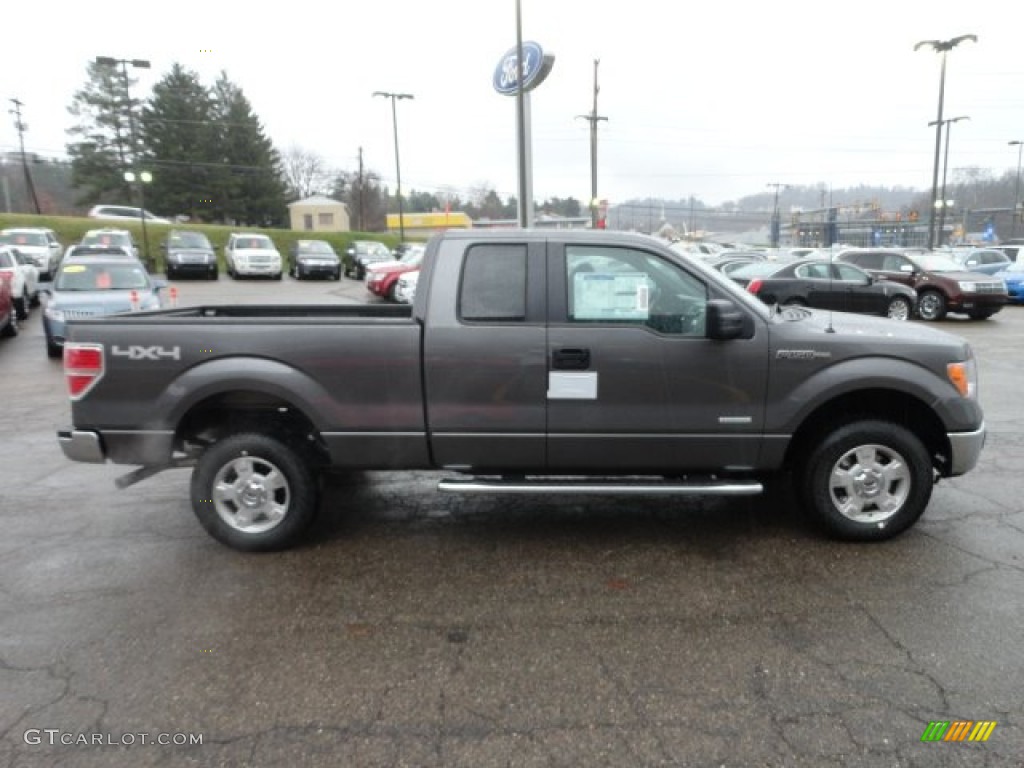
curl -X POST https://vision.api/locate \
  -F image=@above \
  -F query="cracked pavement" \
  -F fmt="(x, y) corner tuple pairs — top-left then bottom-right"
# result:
(1, 277), (1021, 767)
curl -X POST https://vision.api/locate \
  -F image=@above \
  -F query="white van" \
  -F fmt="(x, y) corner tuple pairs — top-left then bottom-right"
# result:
(88, 205), (170, 225)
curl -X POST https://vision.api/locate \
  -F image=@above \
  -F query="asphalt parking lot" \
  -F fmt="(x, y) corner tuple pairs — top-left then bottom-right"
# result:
(1, 274), (1022, 767)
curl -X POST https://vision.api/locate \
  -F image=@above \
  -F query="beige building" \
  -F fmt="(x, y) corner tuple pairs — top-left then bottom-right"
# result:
(288, 195), (351, 232)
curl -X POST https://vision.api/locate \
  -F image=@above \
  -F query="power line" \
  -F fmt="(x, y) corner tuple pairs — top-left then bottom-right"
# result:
(8, 98), (41, 214)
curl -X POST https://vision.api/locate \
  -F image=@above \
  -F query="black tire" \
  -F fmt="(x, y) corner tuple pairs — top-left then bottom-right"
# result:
(190, 432), (319, 552)
(332, 269), (341, 281)
(2, 303), (19, 338)
(166, 266), (176, 280)
(209, 267), (218, 280)
(15, 293), (28, 321)
(968, 310), (994, 320)
(916, 290), (947, 321)
(800, 420), (932, 541)
(46, 338), (61, 358)
(885, 295), (913, 321)
(782, 297), (807, 307)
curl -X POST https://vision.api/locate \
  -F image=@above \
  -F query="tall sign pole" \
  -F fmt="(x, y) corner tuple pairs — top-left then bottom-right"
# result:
(494, 3), (554, 228)
(577, 60), (608, 228)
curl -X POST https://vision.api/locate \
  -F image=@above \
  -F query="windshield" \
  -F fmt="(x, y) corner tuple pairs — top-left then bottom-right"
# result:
(169, 232), (211, 249)
(55, 262), (150, 291)
(911, 253), (962, 272)
(83, 232), (131, 247)
(0, 231), (47, 247)
(236, 236), (273, 249)
(299, 241), (334, 254)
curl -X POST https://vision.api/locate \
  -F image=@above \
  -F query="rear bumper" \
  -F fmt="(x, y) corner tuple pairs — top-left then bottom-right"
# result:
(947, 423), (986, 476)
(58, 428), (175, 465)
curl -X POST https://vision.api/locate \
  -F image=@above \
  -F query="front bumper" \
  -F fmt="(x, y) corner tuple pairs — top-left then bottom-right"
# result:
(947, 422), (986, 476)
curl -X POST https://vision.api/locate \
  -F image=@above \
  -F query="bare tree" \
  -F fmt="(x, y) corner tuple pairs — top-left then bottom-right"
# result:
(281, 145), (333, 200)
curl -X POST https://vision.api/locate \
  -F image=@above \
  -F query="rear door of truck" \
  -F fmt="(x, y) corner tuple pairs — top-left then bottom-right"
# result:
(421, 236), (549, 471)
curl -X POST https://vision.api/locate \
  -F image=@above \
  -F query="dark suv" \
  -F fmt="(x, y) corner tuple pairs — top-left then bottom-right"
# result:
(161, 230), (217, 279)
(837, 248), (1007, 321)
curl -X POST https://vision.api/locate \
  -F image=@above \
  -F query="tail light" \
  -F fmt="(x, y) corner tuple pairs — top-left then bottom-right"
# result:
(64, 343), (105, 400)
(746, 279), (763, 295)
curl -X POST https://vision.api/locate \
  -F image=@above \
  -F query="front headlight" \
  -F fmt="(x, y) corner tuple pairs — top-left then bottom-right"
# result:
(957, 281), (978, 293)
(45, 306), (65, 322)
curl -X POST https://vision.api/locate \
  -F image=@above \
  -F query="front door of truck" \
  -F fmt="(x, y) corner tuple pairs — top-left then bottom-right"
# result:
(545, 242), (769, 472)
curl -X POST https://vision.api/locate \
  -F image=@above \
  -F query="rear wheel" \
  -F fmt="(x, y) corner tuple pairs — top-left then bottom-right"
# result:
(885, 295), (912, 321)
(1, 302), (18, 337)
(916, 290), (947, 321)
(190, 433), (319, 552)
(782, 297), (807, 307)
(15, 292), (28, 321)
(800, 420), (932, 541)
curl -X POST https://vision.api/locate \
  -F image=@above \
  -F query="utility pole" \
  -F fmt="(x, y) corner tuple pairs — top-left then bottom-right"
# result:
(9, 98), (41, 214)
(357, 146), (365, 231)
(576, 59), (608, 228)
(767, 182), (790, 248)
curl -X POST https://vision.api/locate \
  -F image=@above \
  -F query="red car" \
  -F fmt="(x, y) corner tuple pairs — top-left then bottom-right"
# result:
(365, 249), (424, 301)
(0, 272), (18, 339)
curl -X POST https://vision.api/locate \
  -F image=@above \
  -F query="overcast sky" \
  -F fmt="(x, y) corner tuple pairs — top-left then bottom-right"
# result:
(5, 0), (1022, 207)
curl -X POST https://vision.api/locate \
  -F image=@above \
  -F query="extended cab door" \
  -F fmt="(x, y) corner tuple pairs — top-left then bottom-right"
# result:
(422, 238), (549, 471)
(546, 242), (769, 472)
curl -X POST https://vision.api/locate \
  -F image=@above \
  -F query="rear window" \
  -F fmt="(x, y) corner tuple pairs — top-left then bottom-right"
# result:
(459, 244), (527, 322)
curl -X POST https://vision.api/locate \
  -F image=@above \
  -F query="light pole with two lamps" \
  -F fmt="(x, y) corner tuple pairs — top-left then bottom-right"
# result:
(929, 115), (969, 246)
(1010, 140), (1023, 240)
(372, 91), (414, 243)
(124, 170), (152, 269)
(914, 34), (976, 250)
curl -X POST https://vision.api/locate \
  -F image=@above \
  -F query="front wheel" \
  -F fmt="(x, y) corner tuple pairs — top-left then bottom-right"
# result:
(800, 420), (933, 541)
(190, 433), (319, 552)
(885, 295), (912, 321)
(916, 290), (947, 321)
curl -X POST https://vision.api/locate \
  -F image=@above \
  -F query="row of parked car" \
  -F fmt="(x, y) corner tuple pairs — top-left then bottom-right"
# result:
(683, 243), (1020, 321)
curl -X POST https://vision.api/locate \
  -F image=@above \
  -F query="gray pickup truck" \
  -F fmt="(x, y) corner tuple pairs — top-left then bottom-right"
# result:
(58, 230), (986, 551)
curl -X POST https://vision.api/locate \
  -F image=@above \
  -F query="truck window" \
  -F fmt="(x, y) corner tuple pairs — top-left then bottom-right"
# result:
(459, 244), (527, 322)
(565, 246), (707, 336)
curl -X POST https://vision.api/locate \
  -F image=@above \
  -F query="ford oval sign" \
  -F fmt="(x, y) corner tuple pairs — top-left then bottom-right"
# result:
(493, 41), (554, 96)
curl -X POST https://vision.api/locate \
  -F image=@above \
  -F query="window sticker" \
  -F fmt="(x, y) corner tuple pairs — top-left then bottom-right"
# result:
(573, 272), (650, 320)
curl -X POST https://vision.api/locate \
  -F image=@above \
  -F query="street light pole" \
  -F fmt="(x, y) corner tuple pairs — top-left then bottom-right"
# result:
(1010, 140), (1023, 240)
(373, 91), (414, 242)
(914, 35), (976, 250)
(767, 182), (789, 248)
(124, 171), (153, 270)
(929, 115), (969, 246)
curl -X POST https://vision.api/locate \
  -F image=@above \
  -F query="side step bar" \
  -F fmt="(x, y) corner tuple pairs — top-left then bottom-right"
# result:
(438, 476), (763, 496)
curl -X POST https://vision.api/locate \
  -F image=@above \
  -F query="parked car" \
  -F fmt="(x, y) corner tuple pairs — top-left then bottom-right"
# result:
(837, 248), (1008, 321)
(0, 272), (18, 338)
(225, 233), (282, 279)
(949, 248), (1012, 276)
(991, 244), (1022, 263)
(366, 249), (425, 301)
(41, 258), (165, 358)
(732, 259), (917, 320)
(0, 246), (40, 320)
(88, 205), (171, 225)
(993, 260), (1024, 304)
(80, 229), (140, 260)
(393, 269), (420, 304)
(0, 228), (63, 279)
(344, 240), (392, 279)
(64, 244), (140, 262)
(162, 230), (217, 280)
(288, 240), (341, 280)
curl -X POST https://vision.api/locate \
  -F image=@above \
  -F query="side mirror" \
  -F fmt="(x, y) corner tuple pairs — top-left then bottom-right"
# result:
(152, 279), (168, 291)
(706, 299), (748, 340)
(38, 282), (53, 295)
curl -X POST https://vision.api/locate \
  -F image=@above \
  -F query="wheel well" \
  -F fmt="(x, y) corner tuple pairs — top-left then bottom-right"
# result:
(785, 389), (952, 475)
(174, 390), (330, 467)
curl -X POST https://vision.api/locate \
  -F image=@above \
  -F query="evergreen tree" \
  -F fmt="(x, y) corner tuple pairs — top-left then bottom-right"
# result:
(139, 63), (223, 221)
(211, 72), (288, 227)
(66, 60), (144, 205)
